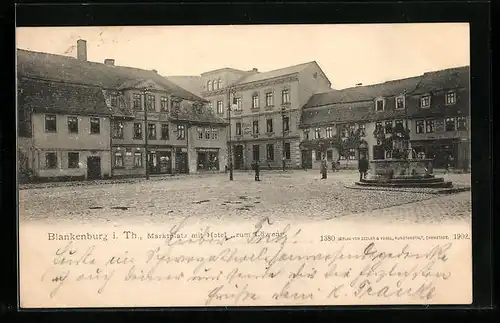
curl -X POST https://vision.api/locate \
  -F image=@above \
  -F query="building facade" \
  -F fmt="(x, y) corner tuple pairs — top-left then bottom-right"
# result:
(17, 39), (227, 182)
(199, 63), (332, 170)
(299, 66), (470, 171)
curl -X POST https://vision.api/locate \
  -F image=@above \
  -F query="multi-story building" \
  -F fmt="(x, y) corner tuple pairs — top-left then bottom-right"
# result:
(299, 66), (470, 170)
(17, 39), (228, 181)
(170, 62), (332, 170)
(17, 77), (112, 181)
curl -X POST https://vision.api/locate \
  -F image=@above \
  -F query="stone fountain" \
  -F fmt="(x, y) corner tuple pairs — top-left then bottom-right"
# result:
(355, 128), (452, 188)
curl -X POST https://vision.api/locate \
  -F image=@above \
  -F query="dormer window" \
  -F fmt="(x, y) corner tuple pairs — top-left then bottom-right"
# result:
(420, 95), (431, 108)
(395, 95), (405, 110)
(445, 91), (456, 105)
(375, 98), (385, 112)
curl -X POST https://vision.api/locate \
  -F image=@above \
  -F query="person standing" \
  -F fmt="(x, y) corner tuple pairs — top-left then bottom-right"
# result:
(254, 160), (260, 181)
(358, 155), (369, 181)
(320, 155), (327, 179)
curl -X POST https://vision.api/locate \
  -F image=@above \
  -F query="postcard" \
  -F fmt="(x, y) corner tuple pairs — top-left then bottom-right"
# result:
(17, 24), (472, 308)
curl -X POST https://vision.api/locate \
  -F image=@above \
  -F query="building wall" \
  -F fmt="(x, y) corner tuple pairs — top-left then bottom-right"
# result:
(188, 125), (228, 173)
(31, 113), (111, 179)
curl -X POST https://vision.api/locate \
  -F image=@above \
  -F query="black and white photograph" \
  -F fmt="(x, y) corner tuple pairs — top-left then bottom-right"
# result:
(17, 24), (472, 308)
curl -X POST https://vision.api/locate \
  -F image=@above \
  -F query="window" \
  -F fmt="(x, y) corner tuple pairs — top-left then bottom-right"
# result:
(148, 123), (156, 140)
(348, 124), (356, 136)
(204, 128), (211, 140)
(326, 150), (333, 161)
(265, 92), (274, 107)
(282, 89), (290, 104)
(385, 121), (393, 134)
(45, 115), (57, 132)
(252, 145), (260, 161)
(113, 121), (124, 139)
(217, 101), (223, 114)
(446, 91), (456, 105)
(420, 95), (431, 108)
(45, 152), (57, 169)
(161, 124), (169, 140)
(457, 116), (467, 130)
(283, 116), (290, 132)
(68, 152), (79, 168)
(177, 124), (186, 139)
(133, 93), (141, 110)
(172, 100), (181, 115)
(425, 119), (435, 133)
(284, 142), (291, 160)
(395, 119), (404, 128)
(375, 121), (383, 131)
(114, 152), (124, 168)
(207, 81), (212, 91)
(315, 151), (322, 160)
(375, 99), (384, 112)
(252, 120), (259, 134)
(415, 120), (425, 134)
(217, 79), (222, 89)
(211, 128), (218, 140)
(266, 118), (273, 133)
(326, 126), (333, 138)
(146, 94), (155, 111)
(90, 117), (100, 134)
(67, 116), (78, 134)
(445, 117), (456, 131)
(266, 144), (274, 161)
(160, 97), (169, 112)
(208, 102), (213, 110)
(133, 122), (143, 139)
(110, 94), (118, 107)
(236, 122), (242, 136)
(197, 127), (203, 139)
(358, 124), (366, 136)
(304, 129), (310, 140)
(348, 148), (356, 160)
(252, 95), (259, 109)
(314, 128), (321, 139)
(134, 152), (143, 167)
(396, 96), (405, 110)
(235, 98), (242, 111)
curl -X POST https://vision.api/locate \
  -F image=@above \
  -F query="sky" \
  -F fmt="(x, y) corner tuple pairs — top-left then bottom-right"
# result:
(16, 24), (469, 90)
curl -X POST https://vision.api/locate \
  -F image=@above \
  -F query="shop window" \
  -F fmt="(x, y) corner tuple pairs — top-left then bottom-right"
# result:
(114, 152), (124, 168)
(45, 152), (57, 169)
(197, 151), (219, 171)
(68, 152), (79, 168)
(134, 152), (143, 167)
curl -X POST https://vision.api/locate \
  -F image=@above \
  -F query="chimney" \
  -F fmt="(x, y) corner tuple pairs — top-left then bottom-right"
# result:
(77, 39), (87, 61)
(356, 83), (363, 86)
(104, 59), (115, 66)
(252, 68), (258, 72)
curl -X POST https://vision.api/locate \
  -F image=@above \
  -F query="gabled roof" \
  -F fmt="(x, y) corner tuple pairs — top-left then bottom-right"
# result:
(16, 49), (204, 102)
(235, 61), (317, 85)
(200, 67), (249, 76)
(18, 77), (111, 116)
(413, 66), (469, 95)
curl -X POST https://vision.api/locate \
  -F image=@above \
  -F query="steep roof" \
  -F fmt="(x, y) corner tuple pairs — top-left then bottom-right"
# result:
(166, 75), (204, 96)
(18, 77), (111, 116)
(16, 49), (204, 102)
(235, 61), (317, 85)
(413, 66), (470, 95)
(305, 75), (422, 108)
(174, 100), (227, 125)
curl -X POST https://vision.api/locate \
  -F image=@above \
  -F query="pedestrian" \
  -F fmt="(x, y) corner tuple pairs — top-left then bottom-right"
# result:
(358, 155), (369, 181)
(331, 159), (337, 172)
(320, 155), (327, 179)
(254, 160), (260, 181)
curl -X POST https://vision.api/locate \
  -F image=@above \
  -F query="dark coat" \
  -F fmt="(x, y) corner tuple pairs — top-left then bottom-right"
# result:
(358, 158), (369, 172)
(254, 163), (260, 173)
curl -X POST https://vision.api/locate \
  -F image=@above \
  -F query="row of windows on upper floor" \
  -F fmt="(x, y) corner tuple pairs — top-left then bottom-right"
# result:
(109, 93), (181, 113)
(208, 89), (291, 114)
(301, 116), (468, 140)
(234, 116), (291, 136)
(374, 90), (458, 112)
(112, 121), (219, 141)
(206, 79), (224, 92)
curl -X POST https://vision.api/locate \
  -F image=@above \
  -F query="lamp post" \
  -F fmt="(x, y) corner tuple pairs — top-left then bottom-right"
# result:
(281, 106), (286, 171)
(227, 88), (234, 180)
(143, 87), (151, 180)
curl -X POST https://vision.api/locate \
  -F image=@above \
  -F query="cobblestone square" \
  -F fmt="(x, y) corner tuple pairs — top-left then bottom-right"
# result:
(19, 171), (471, 226)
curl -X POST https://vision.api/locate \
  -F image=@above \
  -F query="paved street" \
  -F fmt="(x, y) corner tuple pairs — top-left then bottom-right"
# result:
(19, 171), (471, 226)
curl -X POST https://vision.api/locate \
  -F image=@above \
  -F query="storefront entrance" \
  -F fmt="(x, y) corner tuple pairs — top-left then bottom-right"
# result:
(175, 150), (189, 174)
(233, 145), (244, 170)
(301, 150), (312, 169)
(148, 150), (172, 174)
(197, 149), (220, 171)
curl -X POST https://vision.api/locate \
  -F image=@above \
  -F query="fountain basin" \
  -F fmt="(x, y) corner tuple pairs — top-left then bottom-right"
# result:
(355, 158), (452, 188)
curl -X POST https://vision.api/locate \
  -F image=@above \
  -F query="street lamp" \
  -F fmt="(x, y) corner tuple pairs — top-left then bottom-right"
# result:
(227, 88), (234, 180)
(281, 105), (287, 172)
